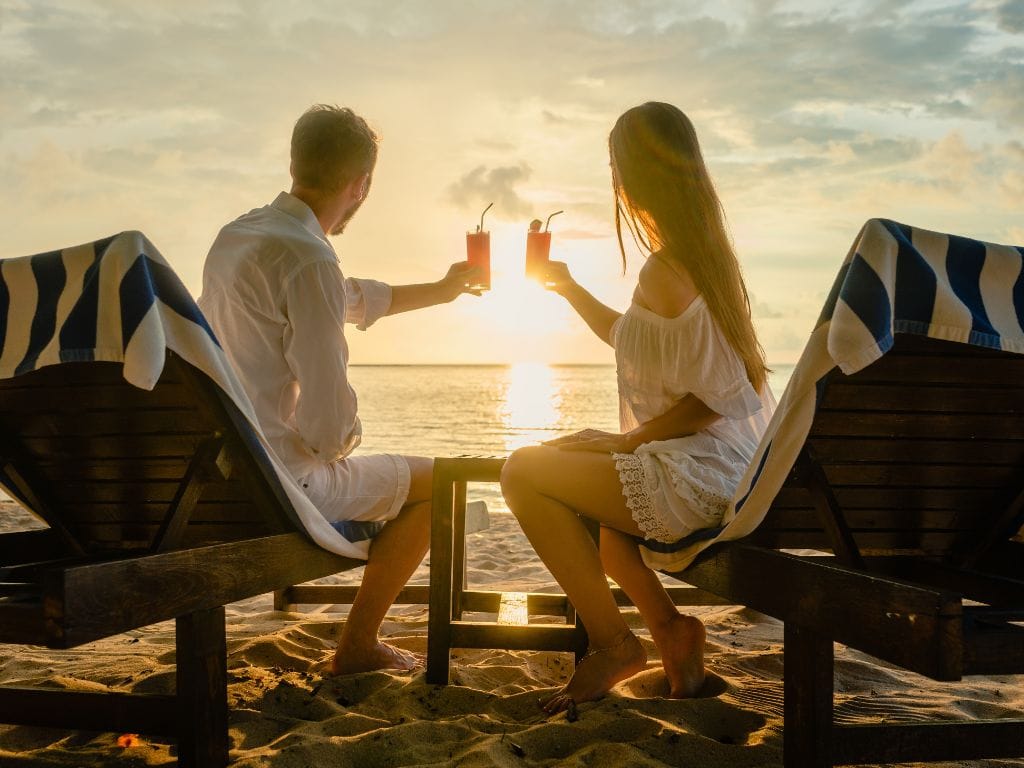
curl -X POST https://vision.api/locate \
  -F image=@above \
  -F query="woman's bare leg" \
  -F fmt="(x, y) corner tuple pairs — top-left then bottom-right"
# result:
(600, 526), (706, 697)
(500, 446), (649, 710)
(332, 456), (432, 675)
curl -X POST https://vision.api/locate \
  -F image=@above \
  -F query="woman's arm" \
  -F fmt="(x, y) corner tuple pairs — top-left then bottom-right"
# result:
(545, 261), (622, 346)
(624, 393), (719, 449)
(546, 393), (720, 453)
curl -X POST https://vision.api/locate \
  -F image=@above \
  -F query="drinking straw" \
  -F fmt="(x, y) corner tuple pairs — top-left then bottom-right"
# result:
(544, 210), (564, 232)
(478, 202), (494, 233)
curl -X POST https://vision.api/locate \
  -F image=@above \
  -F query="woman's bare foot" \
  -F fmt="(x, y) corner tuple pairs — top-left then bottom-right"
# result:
(329, 640), (423, 676)
(652, 614), (706, 697)
(541, 632), (647, 714)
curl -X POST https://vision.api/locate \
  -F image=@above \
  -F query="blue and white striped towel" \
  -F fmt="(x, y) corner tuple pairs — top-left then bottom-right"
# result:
(642, 218), (1024, 573)
(0, 231), (376, 559)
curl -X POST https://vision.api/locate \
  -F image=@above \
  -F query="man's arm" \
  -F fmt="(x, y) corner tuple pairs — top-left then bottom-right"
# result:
(285, 262), (362, 461)
(385, 262), (480, 316)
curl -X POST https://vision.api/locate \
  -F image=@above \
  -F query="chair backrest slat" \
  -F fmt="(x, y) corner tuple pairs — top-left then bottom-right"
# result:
(754, 335), (1024, 558)
(0, 357), (301, 556)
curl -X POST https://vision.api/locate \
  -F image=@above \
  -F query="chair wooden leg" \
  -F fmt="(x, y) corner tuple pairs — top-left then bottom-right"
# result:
(784, 622), (834, 768)
(176, 606), (229, 768)
(273, 587), (297, 612)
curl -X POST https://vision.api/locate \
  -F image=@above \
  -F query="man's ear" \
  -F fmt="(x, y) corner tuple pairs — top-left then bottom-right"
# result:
(355, 172), (370, 201)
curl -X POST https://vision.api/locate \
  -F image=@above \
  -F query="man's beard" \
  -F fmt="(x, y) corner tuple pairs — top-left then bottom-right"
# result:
(329, 197), (364, 236)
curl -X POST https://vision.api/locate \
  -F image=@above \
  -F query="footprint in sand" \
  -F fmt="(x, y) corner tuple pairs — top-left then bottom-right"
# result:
(618, 664), (728, 700)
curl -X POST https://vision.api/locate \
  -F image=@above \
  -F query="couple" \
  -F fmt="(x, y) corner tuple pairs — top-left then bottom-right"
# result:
(198, 101), (775, 713)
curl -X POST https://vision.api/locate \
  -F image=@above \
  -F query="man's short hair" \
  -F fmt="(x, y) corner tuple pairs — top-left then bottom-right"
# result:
(290, 105), (379, 193)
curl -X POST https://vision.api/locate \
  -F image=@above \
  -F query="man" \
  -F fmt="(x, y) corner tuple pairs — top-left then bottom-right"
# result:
(198, 104), (479, 674)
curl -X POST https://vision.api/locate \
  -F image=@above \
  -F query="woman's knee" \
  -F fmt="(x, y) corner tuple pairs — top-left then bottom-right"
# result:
(499, 446), (547, 500)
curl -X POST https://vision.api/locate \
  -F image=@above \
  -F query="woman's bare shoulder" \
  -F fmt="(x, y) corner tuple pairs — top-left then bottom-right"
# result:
(636, 252), (699, 318)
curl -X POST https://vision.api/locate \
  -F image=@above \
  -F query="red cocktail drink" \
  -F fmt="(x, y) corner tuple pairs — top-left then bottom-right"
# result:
(525, 211), (562, 283)
(525, 230), (551, 280)
(467, 203), (493, 290)
(466, 231), (490, 290)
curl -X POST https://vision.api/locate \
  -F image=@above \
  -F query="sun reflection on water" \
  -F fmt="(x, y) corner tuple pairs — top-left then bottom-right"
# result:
(499, 362), (562, 451)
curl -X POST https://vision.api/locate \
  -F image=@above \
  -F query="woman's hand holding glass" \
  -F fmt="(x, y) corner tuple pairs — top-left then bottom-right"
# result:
(541, 260), (578, 296)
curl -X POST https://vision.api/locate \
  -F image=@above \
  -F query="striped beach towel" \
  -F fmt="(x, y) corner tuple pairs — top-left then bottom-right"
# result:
(642, 218), (1024, 572)
(0, 231), (378, 559)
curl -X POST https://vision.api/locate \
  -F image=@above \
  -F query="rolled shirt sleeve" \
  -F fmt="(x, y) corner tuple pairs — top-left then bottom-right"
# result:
(282, 262), (363, 462)
(345, 277), (392, 330)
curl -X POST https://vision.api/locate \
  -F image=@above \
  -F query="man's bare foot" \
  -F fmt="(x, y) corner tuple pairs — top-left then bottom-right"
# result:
(541, 632), (647, 714)
(329, 640), (423, 676)
(652, 614), (706, 698)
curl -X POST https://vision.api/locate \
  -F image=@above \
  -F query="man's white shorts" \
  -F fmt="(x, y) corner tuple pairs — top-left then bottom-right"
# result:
(298, 453), (412, 533)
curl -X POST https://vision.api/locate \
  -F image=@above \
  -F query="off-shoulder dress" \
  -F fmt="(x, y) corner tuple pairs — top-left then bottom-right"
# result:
(611, 296), (776, 543)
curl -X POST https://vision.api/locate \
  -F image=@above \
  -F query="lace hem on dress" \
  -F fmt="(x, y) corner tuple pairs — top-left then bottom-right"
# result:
(614, 453), (677, 543)
(663, 457), (734, 527)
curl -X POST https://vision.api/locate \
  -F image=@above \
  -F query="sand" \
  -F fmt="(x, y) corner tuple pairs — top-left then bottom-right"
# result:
(0, 498), (1021, 768)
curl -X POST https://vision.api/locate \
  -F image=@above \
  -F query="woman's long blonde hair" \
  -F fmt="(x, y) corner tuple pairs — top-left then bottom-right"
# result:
(610, 102), (768, 393)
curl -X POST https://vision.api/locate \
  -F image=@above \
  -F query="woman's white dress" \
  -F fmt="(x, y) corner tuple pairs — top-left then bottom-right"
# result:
(611, 296), (776, 543)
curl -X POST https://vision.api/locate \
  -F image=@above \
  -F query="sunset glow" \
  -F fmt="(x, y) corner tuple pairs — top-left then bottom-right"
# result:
(500, 362), (563, 451)
(475, 275), (573, 337)
(2, 2), (1022, 365)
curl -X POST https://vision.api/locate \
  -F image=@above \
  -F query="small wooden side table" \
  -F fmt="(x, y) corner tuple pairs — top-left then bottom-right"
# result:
(426, 456), (590, 685)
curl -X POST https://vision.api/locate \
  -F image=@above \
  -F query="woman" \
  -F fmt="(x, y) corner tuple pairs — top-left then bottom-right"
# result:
(500, 102), (775, 713)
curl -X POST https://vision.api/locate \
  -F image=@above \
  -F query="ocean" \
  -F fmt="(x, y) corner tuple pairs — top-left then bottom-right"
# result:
(348, 363), (794, 513)
(0, 363), (793, 516)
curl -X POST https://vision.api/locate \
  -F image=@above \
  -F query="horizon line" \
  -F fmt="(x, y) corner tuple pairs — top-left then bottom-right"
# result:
(348, 361), (799, 367)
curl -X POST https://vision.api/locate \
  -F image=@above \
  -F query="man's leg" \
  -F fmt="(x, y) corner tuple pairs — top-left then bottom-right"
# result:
(331, 456), (432, 675)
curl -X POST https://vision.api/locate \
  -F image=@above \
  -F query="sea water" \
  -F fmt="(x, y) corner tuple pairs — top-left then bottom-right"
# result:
(348, 363), (793, 513)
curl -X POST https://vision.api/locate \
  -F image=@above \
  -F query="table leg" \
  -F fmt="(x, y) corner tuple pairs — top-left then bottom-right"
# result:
(427, 466), (456, 685)
(452, 480), (467, 620)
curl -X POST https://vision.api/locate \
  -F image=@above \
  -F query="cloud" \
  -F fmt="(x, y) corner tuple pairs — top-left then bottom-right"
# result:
(997, 0), (1024, 32)
(612, 2), (1020, 154)
(974, 68), (1024, 128)
(558, 228), (611, 240)
(919, 132), (983, 185)
(446, 164), (533, 219)
(750, 294), (787, 320)
(2, 0), (1023, 364)
(763, 323), (812, 363)
(1002, 170), (1024, 200)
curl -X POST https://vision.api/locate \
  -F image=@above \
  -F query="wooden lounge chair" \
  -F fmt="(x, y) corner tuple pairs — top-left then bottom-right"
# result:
(660, 221), (1024, 766)
(0, 354), (363, 767)
(0, 233), (365, 767)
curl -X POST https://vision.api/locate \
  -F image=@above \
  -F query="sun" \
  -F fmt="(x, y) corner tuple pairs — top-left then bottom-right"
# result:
(471, 251), (575, 336)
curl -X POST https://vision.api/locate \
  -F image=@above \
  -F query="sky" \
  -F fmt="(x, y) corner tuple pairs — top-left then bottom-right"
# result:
(1, 0), (1022, 364)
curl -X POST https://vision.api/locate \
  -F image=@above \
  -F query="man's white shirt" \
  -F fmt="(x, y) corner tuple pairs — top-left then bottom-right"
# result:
(198, 191), (392, 481)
